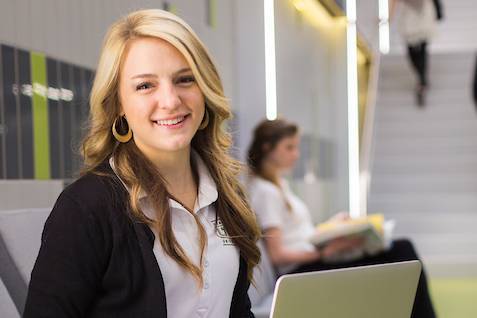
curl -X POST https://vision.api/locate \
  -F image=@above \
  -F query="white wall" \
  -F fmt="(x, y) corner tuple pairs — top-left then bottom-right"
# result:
(260, 0), (350, 221)
(0, 0), (236, 102)
(357, 0), (379, 52)
(232, 0), (267, 159)
(0, 180), (63, 209)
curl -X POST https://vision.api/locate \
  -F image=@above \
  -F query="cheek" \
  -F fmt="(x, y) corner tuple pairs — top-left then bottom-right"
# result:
(184, 88), (205, 110)
(271, 150), (288, 165)
(122, 97), (153, 122)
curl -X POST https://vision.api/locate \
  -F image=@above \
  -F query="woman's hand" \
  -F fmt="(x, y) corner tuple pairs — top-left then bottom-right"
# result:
(319, 236), (365, 259)
(326, 211), (350, 223)
(264, 227), (322, 265)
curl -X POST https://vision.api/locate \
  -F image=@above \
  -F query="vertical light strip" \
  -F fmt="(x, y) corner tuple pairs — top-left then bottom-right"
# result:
(379, 0), (390, 54)
(346, 0), (360, 218)
(264, 0), (277, 120)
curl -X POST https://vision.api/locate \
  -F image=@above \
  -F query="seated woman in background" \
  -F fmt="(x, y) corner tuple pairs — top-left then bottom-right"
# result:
(246, 118), (436, 318)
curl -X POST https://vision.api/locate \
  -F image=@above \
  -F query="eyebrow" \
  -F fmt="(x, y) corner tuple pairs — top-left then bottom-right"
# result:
(130, 68), (192, 80)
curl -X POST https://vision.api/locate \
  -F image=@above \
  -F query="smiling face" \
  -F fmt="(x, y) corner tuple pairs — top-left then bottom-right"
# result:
(118, 37), (205, 160)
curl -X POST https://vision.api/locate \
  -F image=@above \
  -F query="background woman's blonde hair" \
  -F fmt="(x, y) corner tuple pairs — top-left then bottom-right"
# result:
(81, 9), (260, 284)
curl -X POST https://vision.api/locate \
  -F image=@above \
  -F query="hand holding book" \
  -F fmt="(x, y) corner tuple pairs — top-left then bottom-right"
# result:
(310, 214), (395, 263)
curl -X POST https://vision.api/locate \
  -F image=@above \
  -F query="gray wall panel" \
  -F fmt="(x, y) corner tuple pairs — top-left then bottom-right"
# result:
(2, 45), (19, 179)
(18, 49), (33, 179)
(47, 58), (61, 179)
(0, 45), (4, 179)
(59, 62), (72, 179)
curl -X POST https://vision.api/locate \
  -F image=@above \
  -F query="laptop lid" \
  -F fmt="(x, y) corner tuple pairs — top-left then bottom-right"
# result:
(270, 260), (422, 318)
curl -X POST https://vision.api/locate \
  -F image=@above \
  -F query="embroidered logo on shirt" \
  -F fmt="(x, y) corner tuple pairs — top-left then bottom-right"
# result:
(211, 219), (234, 246)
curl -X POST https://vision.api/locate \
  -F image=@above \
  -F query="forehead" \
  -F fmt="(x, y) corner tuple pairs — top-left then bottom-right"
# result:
(279, 134), (300, 145)
(120, 37), (189, 77)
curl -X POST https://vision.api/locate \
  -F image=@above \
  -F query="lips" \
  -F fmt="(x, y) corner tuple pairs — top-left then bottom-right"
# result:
(154, 114), (189, 126)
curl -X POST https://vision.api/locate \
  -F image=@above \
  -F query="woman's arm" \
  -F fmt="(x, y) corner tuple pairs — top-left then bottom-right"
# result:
(23, 192), (110, 317)
(264, 226), (365, 267)
(263, 227), (321, 266)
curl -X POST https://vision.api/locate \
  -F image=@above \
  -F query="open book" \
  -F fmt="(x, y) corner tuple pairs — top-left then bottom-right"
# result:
(309, 214), (395, 262)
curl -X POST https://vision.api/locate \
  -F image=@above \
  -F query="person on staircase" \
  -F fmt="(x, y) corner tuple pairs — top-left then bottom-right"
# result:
(391, 0), (444, 107)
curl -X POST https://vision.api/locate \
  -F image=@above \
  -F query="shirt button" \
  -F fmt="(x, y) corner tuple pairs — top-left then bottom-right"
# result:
(204, 282), (209, 289)
(204, 260), (209, 267)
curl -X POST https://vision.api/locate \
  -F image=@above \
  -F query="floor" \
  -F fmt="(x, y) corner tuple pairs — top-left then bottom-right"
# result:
(430, 278), (477, 317)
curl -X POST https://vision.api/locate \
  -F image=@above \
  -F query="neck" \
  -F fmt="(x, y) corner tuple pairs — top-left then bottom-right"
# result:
(260, 161), (282, 185)
(145, 146), (196, 195)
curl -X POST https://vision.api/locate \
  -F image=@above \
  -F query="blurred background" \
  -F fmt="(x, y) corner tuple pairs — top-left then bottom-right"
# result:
(0, 0), (476, 316)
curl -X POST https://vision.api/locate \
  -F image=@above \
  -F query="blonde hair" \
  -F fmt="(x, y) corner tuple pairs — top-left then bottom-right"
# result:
(81, 9), (260, 285)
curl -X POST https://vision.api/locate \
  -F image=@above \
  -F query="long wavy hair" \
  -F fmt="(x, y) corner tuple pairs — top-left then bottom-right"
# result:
(81, 9), (260, 285)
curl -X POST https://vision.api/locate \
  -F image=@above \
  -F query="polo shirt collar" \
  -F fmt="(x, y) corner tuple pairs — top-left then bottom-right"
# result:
(109, 150), (218, 213)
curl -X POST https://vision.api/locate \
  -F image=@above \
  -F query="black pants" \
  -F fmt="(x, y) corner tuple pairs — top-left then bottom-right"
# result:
(407, 42), (428, 87)
(288, 239), (436, 318)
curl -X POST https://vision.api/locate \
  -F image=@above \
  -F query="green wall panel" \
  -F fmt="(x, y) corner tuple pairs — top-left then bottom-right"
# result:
(31, 52), (50, 179)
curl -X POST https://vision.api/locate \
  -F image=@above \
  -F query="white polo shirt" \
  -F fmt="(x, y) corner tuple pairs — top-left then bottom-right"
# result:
(246, 176), (315, 273)
(110, 154), (239, 318)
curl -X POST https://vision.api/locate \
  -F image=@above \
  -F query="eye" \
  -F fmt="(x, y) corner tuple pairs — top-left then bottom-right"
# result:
(136, 82), (154, 91)
(176, 75), (195, 86)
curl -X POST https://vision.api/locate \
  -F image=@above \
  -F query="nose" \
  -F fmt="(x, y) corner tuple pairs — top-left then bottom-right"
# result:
(156, 82), (181, 110)
(293, 149), (300, 161)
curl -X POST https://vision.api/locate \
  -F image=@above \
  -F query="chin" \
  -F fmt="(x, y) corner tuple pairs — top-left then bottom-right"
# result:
(159, 139), (192, 152)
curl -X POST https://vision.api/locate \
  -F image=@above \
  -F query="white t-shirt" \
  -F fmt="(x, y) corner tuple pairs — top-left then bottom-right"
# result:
(246, 176), (316, 273)
(110, 154), (239, 318)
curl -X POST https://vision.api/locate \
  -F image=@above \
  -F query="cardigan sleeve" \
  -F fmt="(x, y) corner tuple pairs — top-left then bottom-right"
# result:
(23, 191), (111, 318)
(229, 257), (255, 318)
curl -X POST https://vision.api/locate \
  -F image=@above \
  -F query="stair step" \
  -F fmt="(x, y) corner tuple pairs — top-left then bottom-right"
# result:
(369, 193), (477, 213)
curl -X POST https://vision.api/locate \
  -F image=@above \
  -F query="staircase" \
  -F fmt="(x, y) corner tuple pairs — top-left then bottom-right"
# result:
(368, 52), (477, 277)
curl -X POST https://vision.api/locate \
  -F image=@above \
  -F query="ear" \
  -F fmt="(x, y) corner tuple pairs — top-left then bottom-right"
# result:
(118, 102), (125, 117)
(262, 143), (271, 153)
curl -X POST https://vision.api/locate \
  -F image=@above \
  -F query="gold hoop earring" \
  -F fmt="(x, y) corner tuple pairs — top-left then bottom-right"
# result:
(198, 108), (209, 130)
(112, 115), (132, 143)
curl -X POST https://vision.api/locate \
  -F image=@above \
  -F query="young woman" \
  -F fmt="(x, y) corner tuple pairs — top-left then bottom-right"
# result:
(246, 118), (436, 318)
(24, 9), (260, 318)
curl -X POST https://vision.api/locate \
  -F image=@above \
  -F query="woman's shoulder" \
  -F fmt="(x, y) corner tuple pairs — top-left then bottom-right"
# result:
(59, 162), (127, 217)
(246, 175), (281, 197)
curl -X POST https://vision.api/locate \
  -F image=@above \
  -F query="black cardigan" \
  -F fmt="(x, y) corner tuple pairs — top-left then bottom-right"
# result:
(23, 163), (254, 317)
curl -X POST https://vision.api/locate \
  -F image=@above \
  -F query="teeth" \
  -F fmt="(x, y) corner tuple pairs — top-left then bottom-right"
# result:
(156, 116), (185, 126)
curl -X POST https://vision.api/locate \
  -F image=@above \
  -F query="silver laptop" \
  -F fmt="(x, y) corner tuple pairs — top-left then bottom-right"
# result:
(270, 260), (422, 318)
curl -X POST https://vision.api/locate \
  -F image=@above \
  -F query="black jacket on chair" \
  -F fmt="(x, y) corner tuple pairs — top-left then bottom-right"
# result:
(23, 163), (254, 318)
